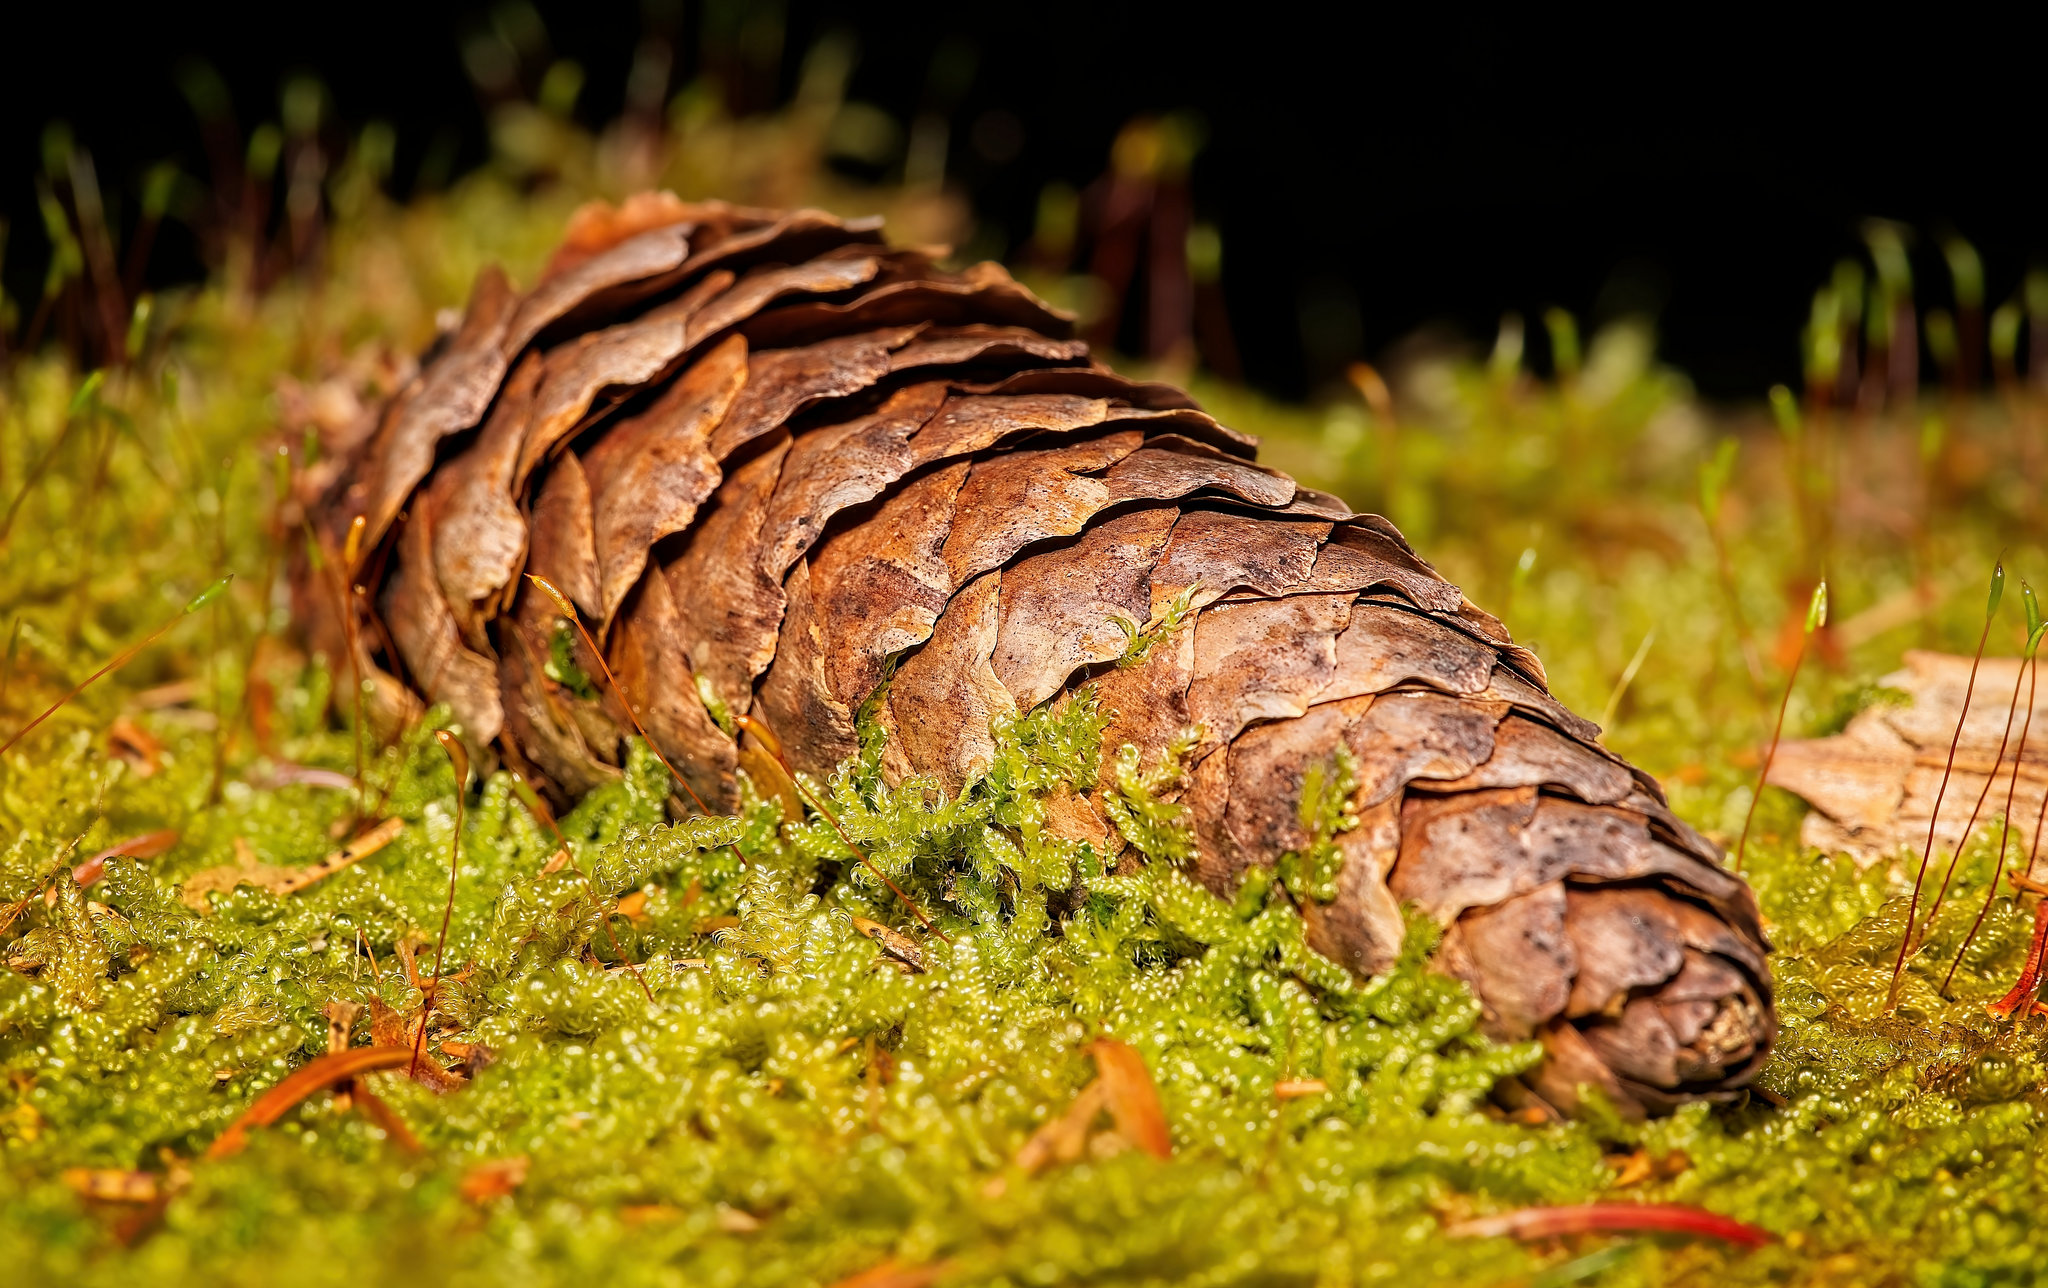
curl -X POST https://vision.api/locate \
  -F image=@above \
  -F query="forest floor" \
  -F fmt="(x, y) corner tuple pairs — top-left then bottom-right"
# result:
(3, 108), (2047, 1287)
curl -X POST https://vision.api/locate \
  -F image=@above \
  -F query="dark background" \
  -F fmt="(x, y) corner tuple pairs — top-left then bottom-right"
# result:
(4, 2), (2042, 399)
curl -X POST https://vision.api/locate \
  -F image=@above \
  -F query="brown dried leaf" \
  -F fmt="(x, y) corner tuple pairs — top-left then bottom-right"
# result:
(1768, 650), (2047, 862)
(459, 1155), (531, 1202)
(64, 1168), (171, 1203)
(207, 1046), (419, 1158)
(851, 916), (927, 973)
(1089, 1038), (1172, 1159)
(180, 820), (404, 910)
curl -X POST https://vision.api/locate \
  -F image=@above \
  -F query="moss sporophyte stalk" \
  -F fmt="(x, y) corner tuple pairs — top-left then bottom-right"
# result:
(7, 143), (2048, 1288)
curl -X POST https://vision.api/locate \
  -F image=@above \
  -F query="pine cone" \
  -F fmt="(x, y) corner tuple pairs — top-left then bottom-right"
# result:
(293, 196), (1772, 1117)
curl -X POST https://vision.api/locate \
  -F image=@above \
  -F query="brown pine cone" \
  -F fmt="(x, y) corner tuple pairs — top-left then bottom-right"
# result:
(292, 195), (1772, 1117)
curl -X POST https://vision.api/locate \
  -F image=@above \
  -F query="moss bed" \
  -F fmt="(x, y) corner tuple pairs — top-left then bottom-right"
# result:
(4, 165), (2048, 1287)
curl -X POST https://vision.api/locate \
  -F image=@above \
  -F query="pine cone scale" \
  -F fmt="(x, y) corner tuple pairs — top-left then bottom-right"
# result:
(582, 332), (746, 626)
(991, 506), (1178, 710)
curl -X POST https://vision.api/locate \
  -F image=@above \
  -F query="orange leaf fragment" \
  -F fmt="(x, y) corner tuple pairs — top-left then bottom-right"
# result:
(350, 1081), (422, 1154)
(825, 1257), (955, 1288)
(460, 1155), (531, 1202)
(207, 1046), (416, 1159)
(1273, 1078), (1328, 1100)
(1011, 1080), (1110, 1177)
(107, 717), (163, 776)
(1090, 1039), (1171, 1159)
(63, 1168), (162, 1203)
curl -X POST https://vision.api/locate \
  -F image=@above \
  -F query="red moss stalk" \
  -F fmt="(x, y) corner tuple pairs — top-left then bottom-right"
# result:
(1891, 561), (2005, 1007)
(1924, 639), (2029, 936)
(1447, 1203), (1772, 1248)
(1945, 587), (2047, 994)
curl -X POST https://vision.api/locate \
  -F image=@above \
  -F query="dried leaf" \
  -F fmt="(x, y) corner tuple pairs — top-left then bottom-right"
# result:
(459, 1155), (531, 1202)
(1769, 650), (2046, 862)
(1446, 1202), (1770, 1248)
(1089, 1038), (1172, 1159)
(180, 819), (404, 910)
(63, 1168), (166, 1203)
